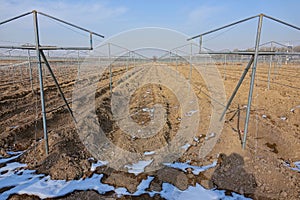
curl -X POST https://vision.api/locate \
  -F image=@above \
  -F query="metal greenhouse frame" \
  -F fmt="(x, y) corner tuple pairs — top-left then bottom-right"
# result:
(0, 10), (104, 154)
(188, 13), (300, 149)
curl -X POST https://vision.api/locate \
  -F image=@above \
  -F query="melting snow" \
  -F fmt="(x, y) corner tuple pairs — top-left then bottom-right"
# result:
(164, 160), (217, 175)
(90, 160), (108, 172)
(159, 183), (251, 200)
(17, 174), (114, 199)
(0, 152), (252, 199)
(0, 151), (24, 164)
(290, 105), (300, 113)
(293, 161), (300, 172)
(181, 143), (191, 150)
(144, 151), (155, 156)
(124, 160), (153, 175)
(280, 116), (287, 121)
(142, 107), (154, 113)
(0, 160), (114, 199)
(133, 176), (155, 196)
(115, 187), (130, 197)
(284, 161), (300, 172)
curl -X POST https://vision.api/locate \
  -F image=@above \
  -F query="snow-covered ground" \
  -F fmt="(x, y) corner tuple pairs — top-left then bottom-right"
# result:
(0, 152), (252, 200)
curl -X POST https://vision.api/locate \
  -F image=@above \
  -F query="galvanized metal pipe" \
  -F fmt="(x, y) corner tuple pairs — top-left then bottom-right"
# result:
(108, 43), (112, 94)
(189, 43), (193, 92)
(126, 51), (129, 79)
(264, 14), (300, 31)
(175, 50), (178, 71)
(0, 45), (93, 50)
(195, 51), (300, 56)
(38, 11), (104, 38)
(89, 33), (93, 50)
(199, 36), (202, 53)
(0, 11), (32, 26)
(220, 55), (254, 120)
(33, 10), (49, 155)
(12, 66), (15, 84)
(267, 42), (273, 90)
(40, 50), (77, 123)
(188, 14), (259, 40)
(77, 50), (80, 77)
(224, 54), (227, 80)
(242, 14), (264, 149)
(20, 63), (23, 82)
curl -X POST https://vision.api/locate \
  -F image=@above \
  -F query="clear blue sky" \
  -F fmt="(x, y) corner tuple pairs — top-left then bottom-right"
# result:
(0, 0), (300, 50)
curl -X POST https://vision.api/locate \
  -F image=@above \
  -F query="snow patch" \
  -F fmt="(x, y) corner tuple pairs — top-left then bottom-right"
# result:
(144, 151), (155, 156)
(193, 136), (199, 143)
(285, 161), (300, 172)
(18, 174), (114, 199)
(124, 160), (153, 175)
(0, 153), (251, 200)
(159, 183), (251, 200)
(133, 176), (155, 196)
(0, 151), (23, 164)
(181, 143), (191, 150)
(280, 116), (287, 121)
(90, 160), (108, 172)
(164, 160), (217, 175)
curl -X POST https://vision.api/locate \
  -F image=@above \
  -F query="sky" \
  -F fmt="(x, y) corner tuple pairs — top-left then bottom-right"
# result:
(0, 0), (300, 50)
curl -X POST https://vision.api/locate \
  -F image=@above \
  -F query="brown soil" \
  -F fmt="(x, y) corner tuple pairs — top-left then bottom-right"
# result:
(0, 59), (299, 200)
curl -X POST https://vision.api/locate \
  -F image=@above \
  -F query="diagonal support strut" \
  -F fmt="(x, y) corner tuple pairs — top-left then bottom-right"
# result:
(220, 55), (254, 120)
(40, 50), (77, 124)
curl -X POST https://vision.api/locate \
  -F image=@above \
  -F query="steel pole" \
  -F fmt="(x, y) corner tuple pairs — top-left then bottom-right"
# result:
(224, 54), (227, 80)
(89, 33), (93, 50)
(0, 11), (32, 26)
(77, 50), (80, 77)
(267, 42), (273, 90)
(40, 50), (77, 123)
(189, 43), (193, 92)
(38, 11), (104, 38)
(242, 14), (264, 149)
(199, 36), (202, 53)
(220, 56), (254, 120)
(12, 65), (16, 84)
(126, 51), (129, 79)
(175, 50), (178, 71)
(19, 64), (23, 83)
(188, 15), (259, 40)
(33, 10), (49, 154)
(108, 43), (112, 94)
